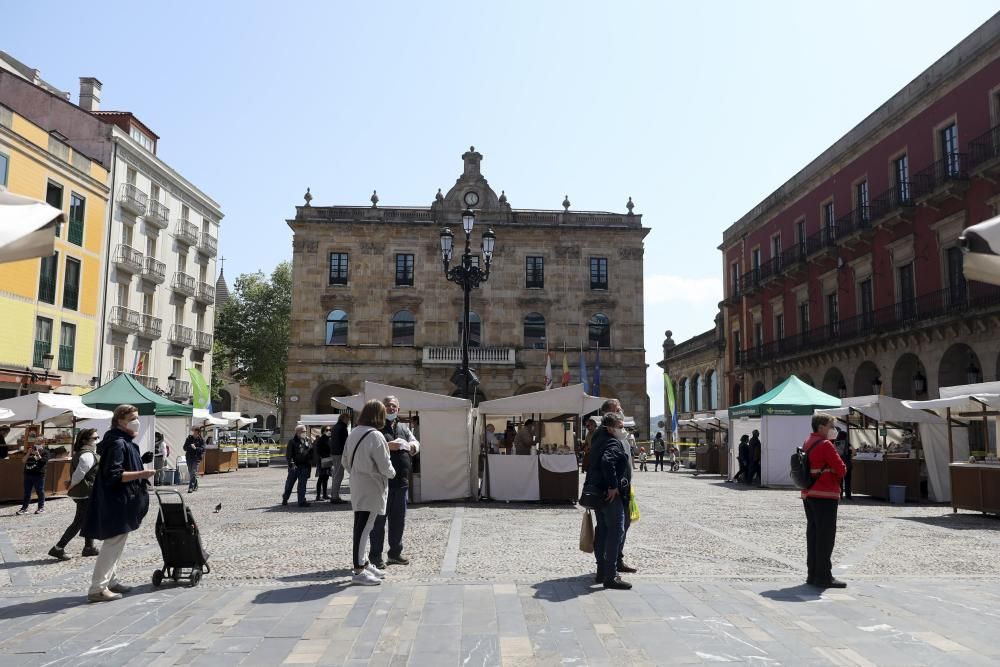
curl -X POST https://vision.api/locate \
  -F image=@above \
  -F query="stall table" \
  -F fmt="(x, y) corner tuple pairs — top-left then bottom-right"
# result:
(0, 457), (71, 502)
(487, 454), (539, 501)
(851, 456), (921, 501)
(950, 463), (1000, 514)
(538, 454), (579, 502)
(205, 447), (238, 474)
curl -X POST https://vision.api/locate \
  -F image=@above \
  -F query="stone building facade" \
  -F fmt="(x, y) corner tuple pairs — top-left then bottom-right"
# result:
(720, 16), (1000, 405)
(283, 148), (649, 437)
(657, 317), (725, 444)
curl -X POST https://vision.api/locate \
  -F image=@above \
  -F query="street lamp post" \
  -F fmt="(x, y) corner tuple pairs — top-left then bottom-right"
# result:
(440, 209), (496, 400)
(40, 353), (54, 392)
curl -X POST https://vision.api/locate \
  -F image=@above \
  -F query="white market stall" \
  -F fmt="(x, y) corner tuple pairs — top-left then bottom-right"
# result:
(332, 382), (473, 503)
(677, 413), (726, 473)
(476, 384), (604, 502)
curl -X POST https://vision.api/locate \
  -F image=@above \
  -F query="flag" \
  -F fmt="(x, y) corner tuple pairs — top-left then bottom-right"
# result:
(579, 349), (589, 393)
(592, 345), (601, 396)
(544, 353), (553, 390)
(188, 367), (211, 409)
(561, 353), (570, 387)
(665, 373), (679, 441)
(131, 350), (139, 374)
(135, 352), (145, 375)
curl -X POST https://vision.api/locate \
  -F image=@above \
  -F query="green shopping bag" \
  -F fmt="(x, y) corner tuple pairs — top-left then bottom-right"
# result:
(629, 489), (640, 522)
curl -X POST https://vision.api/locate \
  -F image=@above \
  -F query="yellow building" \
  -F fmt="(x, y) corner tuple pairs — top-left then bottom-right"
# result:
(0, 102), (109, 397)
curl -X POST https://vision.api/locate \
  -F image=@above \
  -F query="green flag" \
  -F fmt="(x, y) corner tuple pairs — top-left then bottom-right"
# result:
(664, 372), (676, 415)
(188, 367), (210, 410)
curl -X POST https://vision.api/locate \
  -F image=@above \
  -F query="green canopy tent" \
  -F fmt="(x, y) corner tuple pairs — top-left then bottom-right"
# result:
(82, 373), (192, 416)
(727, 376), (839, 486)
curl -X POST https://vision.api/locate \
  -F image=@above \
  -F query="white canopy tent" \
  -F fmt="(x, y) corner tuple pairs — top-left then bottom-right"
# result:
(192, 408), (229, 427)
(0, 191), (63, 264)
(298, 414), (348, 426)
(0, 408), (12, 421)
(476, 384), (605, 417)
(333, 382), (474, 502)
(0, 393), (113, 425)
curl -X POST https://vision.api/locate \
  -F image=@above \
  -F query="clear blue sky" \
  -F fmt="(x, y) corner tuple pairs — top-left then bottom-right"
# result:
(4, 1), (997, 418)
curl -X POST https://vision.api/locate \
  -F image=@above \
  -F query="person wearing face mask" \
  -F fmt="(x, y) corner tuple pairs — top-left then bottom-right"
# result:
(800, 414), (847, 589)
(81, 404), (154, 602)
(369, 395), (419, 568)
(314, 425), (333, 501)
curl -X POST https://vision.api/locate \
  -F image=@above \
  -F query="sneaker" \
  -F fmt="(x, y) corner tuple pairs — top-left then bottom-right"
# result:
(616, 561), (637, 574)
(386, 555), (409, 566)
(48, 546), (70, 561)
(15, 508), (28, 515)
(370, 559), (386, 569)
(34, 507), (45, 514)
(603, 576), (632, 590)
(87, 589), (123, 603)
(352, 570), (382, 586)
(81, 546), (100, 557)
(109, 582), (133, 594)
(365, 562), (386, 579)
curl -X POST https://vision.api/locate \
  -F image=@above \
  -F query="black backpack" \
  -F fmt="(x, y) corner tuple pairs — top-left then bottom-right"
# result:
(790, 445), (816, 490)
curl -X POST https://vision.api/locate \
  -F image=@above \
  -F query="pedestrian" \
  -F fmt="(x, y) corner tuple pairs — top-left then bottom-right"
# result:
(16, 441), (49, 515)
(314, 425), (333, 501)
(329, 413), (349, 504)
(282, 425), (313, 507)
(0, 424), (11, 459)
(638, 447), (648, 472)
(667, 443), (679, 471)
(581, 417), (597, 469)
(652, 432), (666, 471)
(735, 434), (750, 483)
(597, 411), (633, 590)
(627, 429), (638, 470)
(485, 423), (501, 453)
(801, 413), (847, 589)
(49, 429), (102, 560)
(370, 395), (420, 568)
(514, 419), (536, 455)
(81, 404), (155, 602)
(749, 429), (762, 485)
(342, 399), (396, 586)
(836, 428), (853, 500)
(183, 426), (205, 493)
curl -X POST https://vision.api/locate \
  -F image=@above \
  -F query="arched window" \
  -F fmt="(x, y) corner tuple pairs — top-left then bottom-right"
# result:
(708, 370), (718, 410)
(683, 377), (692, 412)
(458, 311), (482, 347)
(588, 313), (610, 348)
(523, 313), (546, 349)
(326, 309), (348, 345)
(265, 415), (277, 430)
(391, 310), (415, 346)
(254, 414), (264, 429)
(691, 374), (701, 412)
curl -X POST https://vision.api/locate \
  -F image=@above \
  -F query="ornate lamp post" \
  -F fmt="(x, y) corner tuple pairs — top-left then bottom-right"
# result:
(440, 208), (496, 400)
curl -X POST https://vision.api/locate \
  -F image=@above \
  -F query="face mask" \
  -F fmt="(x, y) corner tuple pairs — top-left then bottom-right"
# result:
(126, 419), (141, 434)
(386, 412), (398, 422)
(613, 428), (627, 440)
(827, 428), (839, 440)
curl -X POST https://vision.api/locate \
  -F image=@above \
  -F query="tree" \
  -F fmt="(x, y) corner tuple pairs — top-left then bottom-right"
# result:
(213, 262), (291, 402)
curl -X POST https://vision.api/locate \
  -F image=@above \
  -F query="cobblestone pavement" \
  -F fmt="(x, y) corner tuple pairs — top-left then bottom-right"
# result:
(1, 465), (999, 665)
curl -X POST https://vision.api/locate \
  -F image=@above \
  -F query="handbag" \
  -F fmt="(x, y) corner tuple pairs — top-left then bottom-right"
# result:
(320, 456), (334, 469)
(579, 510), (595, 553)
(578, 483), (604, 510)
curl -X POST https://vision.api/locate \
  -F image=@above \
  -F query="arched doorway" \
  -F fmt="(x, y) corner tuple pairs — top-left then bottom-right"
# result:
(314, 383), (353, 414)
(751, 381), (766, 398)
(853, 361), (881, 397)
(892, 353), (928, 400)
(265, 415), (277, 430)
(216, 389), (232, 412)
(254, 415), (264, 429)
(938, 343), (982, 390)
(822, 367), (846, 398)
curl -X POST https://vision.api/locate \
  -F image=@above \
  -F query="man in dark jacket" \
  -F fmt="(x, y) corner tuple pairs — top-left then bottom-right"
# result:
(183, 426), (206, 493)
(17, 443), (49, 514)
(749, 429), (762, 486)
(597, 412), (633, 590)
(370, 395), (420, 567)
(314, 426), (333, 501)
(282, 425), (313, 507)
(329, 413), (349, 503)
(735, 434), (750, 483)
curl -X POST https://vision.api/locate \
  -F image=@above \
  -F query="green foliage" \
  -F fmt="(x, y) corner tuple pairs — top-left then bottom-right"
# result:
(213, 262), (291, 402)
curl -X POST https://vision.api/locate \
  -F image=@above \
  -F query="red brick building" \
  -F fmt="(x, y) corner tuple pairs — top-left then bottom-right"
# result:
(721, 14), (1000, 405)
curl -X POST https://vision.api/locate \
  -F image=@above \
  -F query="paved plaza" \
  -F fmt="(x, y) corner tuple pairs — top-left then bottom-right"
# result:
(2, 465), (999, 666)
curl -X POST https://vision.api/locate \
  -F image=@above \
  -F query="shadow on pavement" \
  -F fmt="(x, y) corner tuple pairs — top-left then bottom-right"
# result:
(277, 569), (356, 583)
(530, 576), (602, 601)
(245, 502), (353, 513)
(0, 557), (58, 571)
(0, 594), (87, 619)
(707, 482), (782, 492)
(895, 514), (1000, 530)
(253, 580), (351, 604)
(759, 584), (823, 602)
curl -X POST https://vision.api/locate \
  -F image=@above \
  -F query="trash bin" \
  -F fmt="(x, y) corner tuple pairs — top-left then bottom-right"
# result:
(888, 484), (906, 504)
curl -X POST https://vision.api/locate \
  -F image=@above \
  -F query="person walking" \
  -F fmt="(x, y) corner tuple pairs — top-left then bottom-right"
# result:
(183, 426), (206, 493)
(81, 404), (155, 602)
(801, 414), (847, 589)
(282, 425), (313, 507)
(836, 428), (853, 500)
(597, 412), (633, 590)
(735, 434), (750, 483)
(16, 441), (50, 515)
(329, 413), (349, 504)
(749, 429), (762, 485)
(343, 400), (396, 586)
(370, 395), (419, 568)
(49, 429), (101, 560)
(314, 426), (333, 501)
(652, 432), (666, 471)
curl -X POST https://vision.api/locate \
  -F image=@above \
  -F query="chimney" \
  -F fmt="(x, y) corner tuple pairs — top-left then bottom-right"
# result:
(79, 77), (102, 112)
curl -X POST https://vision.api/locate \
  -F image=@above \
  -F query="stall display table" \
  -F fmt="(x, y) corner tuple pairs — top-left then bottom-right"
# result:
(487, 454), (539, 501)
(205, 447), (238, 474)
(0, 457), (71, 502)
(851, 456), (921, 501)
(950, 463), (1000, 514)
(538, 454), (579, 502)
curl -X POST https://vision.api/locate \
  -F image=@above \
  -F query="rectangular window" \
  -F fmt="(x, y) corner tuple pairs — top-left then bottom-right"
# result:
(730, 262), (741, 295)
(329, 252), (349, 285)
(823, 202), (835, 241)
(177, 252), (186, 273)
(199, 264), (208, 283)
(898, 263), (916, 318)
(46, 181), (63, 236)
(894, 154), (909, 202)
(590, 257), (608, 290)
(63, 257), (81, 310)
(33, 317), (53, 367)
(112, 345), (125, 372)
(827, 293), (839, 336)
(58, 322), (75, 372)
(68, 193), (85, 246)
(525, 256), (544, 288)
(855, 180), (869, 220)
(145, 236), (157, 258)
(775, 313), (784, 341)
(798, 302), (810, 335)
(859, 277), (874, 330)
(117, 283), (129, 307)
(395, 253), (414, 287)
(732, 331), (741, 366)
(771, 234), (781, 259)
(150, 183), (160, 203)
(946, 246), (967, 305)
(125, 166), (137, 185)
(122, 223), (133, 247)
(0, 151), (8, 187)
(751, 248), (761, 271)
(174, 304), (184, 325)
(38, 252), (59, 304)
(941, 123), (959, 176)
(142, 292), (154, 315)
(753, 321), (763, 349)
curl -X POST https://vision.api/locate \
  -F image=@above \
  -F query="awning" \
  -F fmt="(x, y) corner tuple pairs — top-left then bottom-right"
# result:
(825, 395), (945, 424)
(477, 384), (603, 417)
(0, 392), (113, 424)
(0, 191), (64, 263)
(192, 408), (228, 427)
(903, 394), (1000, 413)
(331, 381), (470, 412)
(729, 375), (839, 418)
(961, 214), (1000, 286)
(218, 411), (255, 428)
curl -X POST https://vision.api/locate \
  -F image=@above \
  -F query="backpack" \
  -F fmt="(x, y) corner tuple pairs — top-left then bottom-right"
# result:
(790, 444), (817, 490)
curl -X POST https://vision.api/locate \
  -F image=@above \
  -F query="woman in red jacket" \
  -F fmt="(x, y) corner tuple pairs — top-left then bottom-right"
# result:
(801, 414), (847, 589)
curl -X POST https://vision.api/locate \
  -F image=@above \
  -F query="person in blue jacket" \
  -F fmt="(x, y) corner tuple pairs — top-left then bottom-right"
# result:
(81, 404), (154, 603)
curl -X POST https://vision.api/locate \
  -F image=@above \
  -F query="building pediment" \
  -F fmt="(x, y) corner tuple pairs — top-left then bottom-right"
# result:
(439, 146), (502, 211)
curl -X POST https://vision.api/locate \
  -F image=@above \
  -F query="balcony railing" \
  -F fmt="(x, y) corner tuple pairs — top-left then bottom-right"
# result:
(142, 256), (166, 283)
(910, 153), (968, 200)
(58, 344), (74, 372)
(119, 183), (148, 217)
(63, 284), (79, 310)
(737, 283), (1000, 367)
(146, 200), (170, 229)
(109, 305), (140, 333)
(194, 330), (213, 350)
(175, 219), (199, 246)
(107, 370), (158, 391)
(171, 271), (196, 297)
(195, 281), (215, 304)
(170, 379), (192, 400)
(112, 243), (144, 273)
(422, 346), (516, 366)
(168, 323), (193, 347)
(38, 275), (56, 304)
(138, 313), (163, 339)
(198, 231), (218, 256)
(833, 206), (871, 241)
(32, 340), (50, 368)
(968, 124), (1000, 171)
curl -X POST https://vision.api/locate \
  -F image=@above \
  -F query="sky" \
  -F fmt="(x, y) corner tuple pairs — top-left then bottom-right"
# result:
(3, 1), (997, 417)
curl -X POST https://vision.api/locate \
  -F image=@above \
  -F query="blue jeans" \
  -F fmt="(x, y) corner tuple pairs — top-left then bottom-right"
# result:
(593, 493), (630, 577)
(370, 487), (407, 561)
(188, 458), (201, 490)
(21, 474), (44, 510)
(283, 465), (311, 505)
(598, 496), (626, 582)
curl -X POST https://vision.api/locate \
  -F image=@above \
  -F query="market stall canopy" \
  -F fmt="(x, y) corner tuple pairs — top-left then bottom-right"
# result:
(218, 411), (255, 427)
(0, 191), (64, 264)
(82, 373), (192, 416)
(728, 375), (839, 418)
(960, 213), (1000, 287)
(0, 392), (113, 424)
(331, 381), (471, 412)
(477, 384), (603, 417)
(826, 395), (945, 424)
(298, 414), (345, 426)
(192, 408), (228, 427)
(903, 394), (1000, 413)
(0, 408), (11, 421)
